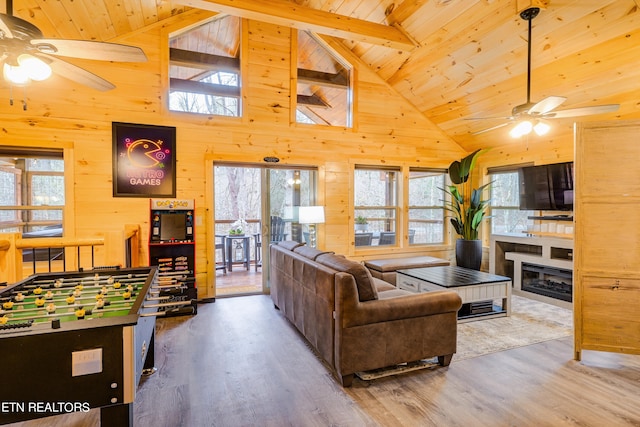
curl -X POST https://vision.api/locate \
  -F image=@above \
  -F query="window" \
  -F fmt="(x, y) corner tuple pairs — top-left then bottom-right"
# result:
(408, 169), (446, 244)
(169, 15), (241, 116)
(490, 171), (532, 234)
(354, 166), (399, 246)
(0, 152), (64, 234)
(296, 31), (352, 127)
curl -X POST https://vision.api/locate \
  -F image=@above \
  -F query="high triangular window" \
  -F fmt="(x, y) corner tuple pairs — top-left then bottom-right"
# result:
(297, 31), (352, 127)
(169, 15), (241, 116)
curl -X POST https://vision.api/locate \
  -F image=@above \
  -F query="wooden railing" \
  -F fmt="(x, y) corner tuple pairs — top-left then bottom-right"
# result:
(0, 225), (142, 286)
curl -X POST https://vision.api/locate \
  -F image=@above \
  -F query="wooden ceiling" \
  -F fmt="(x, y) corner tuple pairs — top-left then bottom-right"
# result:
(5, 0), (640, 152)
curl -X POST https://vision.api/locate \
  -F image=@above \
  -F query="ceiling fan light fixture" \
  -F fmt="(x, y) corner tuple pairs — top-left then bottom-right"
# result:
(3, 62), (30, 85)
(17, 54), (52, 81)
(533, 120), (551, 136)
(510, 120), (533, 138)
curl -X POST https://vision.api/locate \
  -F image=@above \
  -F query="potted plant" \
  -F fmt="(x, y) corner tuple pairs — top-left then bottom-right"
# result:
(355, 215), (368, 232)
(443, 149), (491, 270)
(229, 219), (248, 236)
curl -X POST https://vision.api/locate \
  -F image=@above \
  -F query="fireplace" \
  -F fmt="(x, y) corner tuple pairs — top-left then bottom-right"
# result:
(521, 263), (573, 302)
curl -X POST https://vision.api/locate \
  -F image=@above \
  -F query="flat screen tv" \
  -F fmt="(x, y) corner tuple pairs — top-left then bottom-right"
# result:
(519, 162), (574, 211)
(160, 213), (187, 241)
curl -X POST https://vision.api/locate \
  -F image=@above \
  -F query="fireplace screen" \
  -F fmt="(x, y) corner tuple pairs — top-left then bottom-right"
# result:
(521, 263), (572, 302)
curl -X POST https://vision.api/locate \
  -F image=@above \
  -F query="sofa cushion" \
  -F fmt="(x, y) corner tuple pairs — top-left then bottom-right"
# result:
(372, 277), (396, 292)
(377, 288), (414, 299)
(293, 246), (334, 261)
(278, 240), (305, 251)
(316, 253), (378, 301)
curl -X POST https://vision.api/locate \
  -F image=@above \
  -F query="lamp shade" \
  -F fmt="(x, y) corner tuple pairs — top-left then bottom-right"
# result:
(298, 206), (325, 224)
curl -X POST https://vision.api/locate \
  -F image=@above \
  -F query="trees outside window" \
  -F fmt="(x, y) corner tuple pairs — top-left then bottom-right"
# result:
(354, 165), (446, 248)
(0, 155), (64, 233)
(490, 171), (531, 234)
(408, 170), (445, 244)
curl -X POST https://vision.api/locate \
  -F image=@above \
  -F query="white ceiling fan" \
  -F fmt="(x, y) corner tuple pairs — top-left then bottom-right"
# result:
(467, 7), (619, 137)
(0, 0), (146, 106)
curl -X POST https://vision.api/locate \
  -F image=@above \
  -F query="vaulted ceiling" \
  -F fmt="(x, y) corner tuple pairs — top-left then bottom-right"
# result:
(4, 0), (640, 152)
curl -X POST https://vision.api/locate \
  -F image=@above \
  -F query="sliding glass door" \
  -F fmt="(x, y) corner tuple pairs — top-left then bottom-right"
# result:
(214, 163), (317, 296)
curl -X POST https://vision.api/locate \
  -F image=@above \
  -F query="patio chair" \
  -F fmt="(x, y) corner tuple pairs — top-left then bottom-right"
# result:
(215, 235), (227, 274)
(271, 216), (287, 242)
(378, 231), (396, 245)
(253, 232), (262, 272)
(355, 232), (373, 247)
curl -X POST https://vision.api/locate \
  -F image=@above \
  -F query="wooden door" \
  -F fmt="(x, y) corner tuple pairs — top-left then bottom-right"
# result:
(574, 120), (640, 360)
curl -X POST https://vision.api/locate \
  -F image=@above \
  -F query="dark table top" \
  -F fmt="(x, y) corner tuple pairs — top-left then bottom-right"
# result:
(396, 266), (511, 288)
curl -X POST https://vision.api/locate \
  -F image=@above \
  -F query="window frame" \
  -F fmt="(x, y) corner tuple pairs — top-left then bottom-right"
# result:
(0, 151), (65, 234)
(407, 168), (446, 245)
(167, 15), (243, 118)
(294, 30), (354, 129)
(352, 164), (447, 251)
(488, 166), (533, 236)
(353, 165), (400, 248)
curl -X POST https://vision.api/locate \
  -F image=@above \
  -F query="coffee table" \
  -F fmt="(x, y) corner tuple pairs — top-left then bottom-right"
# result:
(396, 266), (512, 322)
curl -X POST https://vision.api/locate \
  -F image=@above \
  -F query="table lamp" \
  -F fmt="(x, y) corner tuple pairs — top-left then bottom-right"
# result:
(298, 206), (325, 248)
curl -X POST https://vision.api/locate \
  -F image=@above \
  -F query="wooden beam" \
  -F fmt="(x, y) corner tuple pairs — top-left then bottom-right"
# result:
(176, 0), (416, 50)
(169, 78), (241, 97)
(170, 48), (240, 73)
(297, 94), (330, 108)
(297, 69), (348, 88)
(170, 48), (348, 90)
(386, 0), (429, 25)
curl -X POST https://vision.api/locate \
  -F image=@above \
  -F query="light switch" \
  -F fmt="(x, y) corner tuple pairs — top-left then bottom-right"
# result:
(72, 348), (103, 376)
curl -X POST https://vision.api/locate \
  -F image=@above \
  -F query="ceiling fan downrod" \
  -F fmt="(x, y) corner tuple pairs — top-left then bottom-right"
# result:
(520, 7), (539, 106)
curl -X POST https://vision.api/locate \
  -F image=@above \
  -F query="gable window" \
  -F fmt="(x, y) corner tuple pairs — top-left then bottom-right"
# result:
(489, 168), (532, 235)
(296, 31), (352, 127)
(408, 169), (446, 244)
(169, 15), (241, 116)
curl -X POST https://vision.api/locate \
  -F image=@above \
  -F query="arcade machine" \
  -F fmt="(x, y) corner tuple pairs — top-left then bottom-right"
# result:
(149, 199), (197, 316)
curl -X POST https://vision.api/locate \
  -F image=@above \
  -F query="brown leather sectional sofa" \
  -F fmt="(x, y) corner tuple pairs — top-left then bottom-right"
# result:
(270, 241), (462, 386)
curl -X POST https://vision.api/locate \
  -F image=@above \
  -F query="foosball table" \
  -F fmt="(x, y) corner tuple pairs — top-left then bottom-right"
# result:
(0, 266), (195, 426)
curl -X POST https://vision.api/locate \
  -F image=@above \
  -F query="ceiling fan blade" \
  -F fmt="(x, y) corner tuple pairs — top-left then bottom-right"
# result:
(32, 39), (147, 62)
(41, 55), (115, 91)
(471, 122), (510, 135)
(528, 96), (566, 115)
(0, 13), (14, 38)
(465, 116), (514, 121)
(544, 104), (620, 119)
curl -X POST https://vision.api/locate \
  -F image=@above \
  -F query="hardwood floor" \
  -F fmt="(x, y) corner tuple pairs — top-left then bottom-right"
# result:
(7, 295), (640, 427)
(215, 264), (263, 296)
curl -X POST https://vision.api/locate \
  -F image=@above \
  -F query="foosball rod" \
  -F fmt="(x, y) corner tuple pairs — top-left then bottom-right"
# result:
(140, 306), (195, 317)
(156, 270), (192, 277)
(142, 300), (194, 309)
(29, 274), (148, 285)
(2, 305), (138, 322)
(147, 294), (187, 301)
(2, 299), (135, 317)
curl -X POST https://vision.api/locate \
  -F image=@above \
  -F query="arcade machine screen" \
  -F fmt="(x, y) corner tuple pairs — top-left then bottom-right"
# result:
(160, 213), (186, 241)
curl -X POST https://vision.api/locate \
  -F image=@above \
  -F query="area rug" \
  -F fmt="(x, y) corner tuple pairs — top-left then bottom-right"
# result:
(356, 295), (573, 380)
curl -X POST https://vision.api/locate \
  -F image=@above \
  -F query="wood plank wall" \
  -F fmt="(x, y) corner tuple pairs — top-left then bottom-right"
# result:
(0, 11), (472, 297)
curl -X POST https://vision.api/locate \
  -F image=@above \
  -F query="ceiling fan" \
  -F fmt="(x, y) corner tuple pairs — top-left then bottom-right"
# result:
(467, 7), (619, 137)
(0, 1), (146, 98)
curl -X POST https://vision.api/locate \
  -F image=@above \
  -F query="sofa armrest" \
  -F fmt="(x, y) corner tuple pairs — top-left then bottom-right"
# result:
(335, 272), (462, 328)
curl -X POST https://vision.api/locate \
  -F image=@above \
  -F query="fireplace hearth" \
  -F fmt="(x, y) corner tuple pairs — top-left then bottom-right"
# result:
(521, 263), (572, 302)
